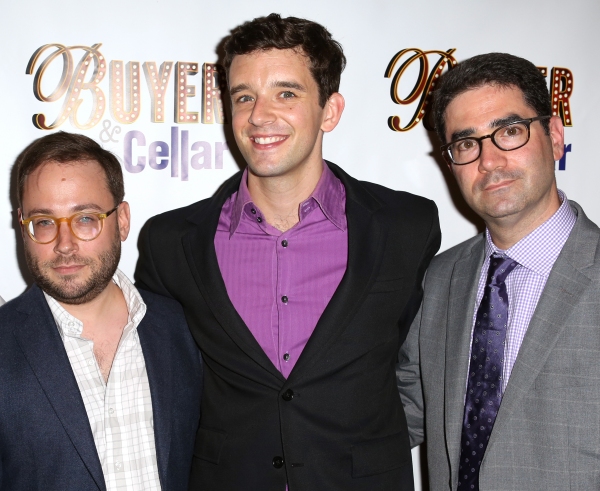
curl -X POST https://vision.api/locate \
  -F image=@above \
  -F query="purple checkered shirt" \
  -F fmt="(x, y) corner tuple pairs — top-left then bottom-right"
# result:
(471, 190), (576, 392)
(214, 162), (348, 379)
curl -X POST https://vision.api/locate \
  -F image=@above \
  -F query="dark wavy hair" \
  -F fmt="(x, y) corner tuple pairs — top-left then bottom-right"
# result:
(16, 131), (124, 208)
(433, 52), (552, 143)
(223, 13), (346, 107)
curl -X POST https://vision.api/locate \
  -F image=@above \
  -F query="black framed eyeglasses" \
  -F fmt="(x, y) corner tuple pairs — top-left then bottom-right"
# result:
(21, 206), (119, 244)
(441, 115), (552, 165)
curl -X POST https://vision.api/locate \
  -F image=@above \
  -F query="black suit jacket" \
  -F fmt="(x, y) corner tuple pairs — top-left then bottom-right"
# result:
(135, 161), (441, 490)
(0, 284), (203, 490)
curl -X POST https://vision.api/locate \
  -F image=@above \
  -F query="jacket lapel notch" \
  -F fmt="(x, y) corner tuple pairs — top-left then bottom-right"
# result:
(182, 177), (285, 385)
(287, 174), (385, 381)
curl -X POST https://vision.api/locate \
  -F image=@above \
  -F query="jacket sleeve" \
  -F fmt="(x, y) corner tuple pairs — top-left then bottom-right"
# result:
(396, 200), (439, 448)
(397, 290), (425, 448)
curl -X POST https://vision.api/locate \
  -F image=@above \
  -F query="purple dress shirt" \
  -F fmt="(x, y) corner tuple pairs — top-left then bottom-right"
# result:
(470, 190), (576, 391)
(214, 162), (348, 379)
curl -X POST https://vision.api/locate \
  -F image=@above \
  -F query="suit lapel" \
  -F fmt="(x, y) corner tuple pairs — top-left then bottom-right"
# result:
(180, 163), (387, 386)
(137, 312), (174, 487)
(182, 174), (285, 387)
(444, 237), (485, 486)
(487, 203), (597, 453)
(287, 163), (386, 382)
(13, 286), (105, 491)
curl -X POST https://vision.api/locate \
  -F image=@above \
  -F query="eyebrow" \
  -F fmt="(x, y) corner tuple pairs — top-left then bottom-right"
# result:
(25, 203), (104, 217)
(229, 80), (307, 97)
(449, 113), (527, 142)
(229, 83), (250, 96)
(273, 80), (306, 92)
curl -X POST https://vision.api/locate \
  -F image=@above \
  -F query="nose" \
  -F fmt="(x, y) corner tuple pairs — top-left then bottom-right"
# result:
(248, 96), (275, 127)
(53, 220), (78, 255)
(477, 136), (507, 173)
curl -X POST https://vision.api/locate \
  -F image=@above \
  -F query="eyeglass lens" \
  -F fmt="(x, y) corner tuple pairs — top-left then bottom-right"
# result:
(449, 121), (530, 164)
(28, 213), (103, 242)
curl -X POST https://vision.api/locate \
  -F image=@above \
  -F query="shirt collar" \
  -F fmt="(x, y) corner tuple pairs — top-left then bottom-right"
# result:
(229, 161), (347, 236)
(485, 189), (577, 277)
(45, 269), (147, 340)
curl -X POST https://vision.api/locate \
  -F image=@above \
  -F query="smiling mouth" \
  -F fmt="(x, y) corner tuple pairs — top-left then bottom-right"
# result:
(252, 136), (287, 145)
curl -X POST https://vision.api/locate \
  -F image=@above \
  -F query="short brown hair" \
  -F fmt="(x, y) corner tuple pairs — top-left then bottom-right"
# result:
(223, 13), (346, 107)
(16, 131), (124, 208)
(433, 53), (552, 144)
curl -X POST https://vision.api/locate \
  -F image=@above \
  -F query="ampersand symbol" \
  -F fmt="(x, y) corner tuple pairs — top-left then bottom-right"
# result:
(99, 119), (121, 143)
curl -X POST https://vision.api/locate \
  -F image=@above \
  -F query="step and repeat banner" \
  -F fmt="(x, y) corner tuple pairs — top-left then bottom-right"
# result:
(1, 0), (597, 486)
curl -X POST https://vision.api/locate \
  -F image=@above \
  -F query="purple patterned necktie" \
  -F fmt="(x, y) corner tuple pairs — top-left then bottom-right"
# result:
(457, 254), (518, 491)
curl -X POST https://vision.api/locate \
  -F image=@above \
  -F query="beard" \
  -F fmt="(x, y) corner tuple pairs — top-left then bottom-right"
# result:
(25, 230), (121, 305)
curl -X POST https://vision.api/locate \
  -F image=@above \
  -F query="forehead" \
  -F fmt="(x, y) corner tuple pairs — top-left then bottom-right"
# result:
(22, 160), (111, 208)
(228, 48), (312, 84)
(444, 85), (531, 135)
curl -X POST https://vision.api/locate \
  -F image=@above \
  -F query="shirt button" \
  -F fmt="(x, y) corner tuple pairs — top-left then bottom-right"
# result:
(283, 353), (290, 361)
(109, 407), (115, 415)
(88, 359), (94, 366)
(272, 456), (284, 468)
(257, 217), (263, 223)
(282, 389), (294, 401)
(251, 208), (257, 214)
(115, 461), (123, 471)
(281, 296), (288, 304)
(281, 240), (288, 247)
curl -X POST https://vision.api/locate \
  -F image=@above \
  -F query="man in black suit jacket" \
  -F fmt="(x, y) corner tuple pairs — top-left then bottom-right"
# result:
(0, 132), (202, 490)
(136, 14), (440, 491)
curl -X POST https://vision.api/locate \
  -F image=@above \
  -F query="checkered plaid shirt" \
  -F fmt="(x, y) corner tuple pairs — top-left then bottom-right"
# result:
(45, 269), (161, 490)
(471, 190), (576, 392)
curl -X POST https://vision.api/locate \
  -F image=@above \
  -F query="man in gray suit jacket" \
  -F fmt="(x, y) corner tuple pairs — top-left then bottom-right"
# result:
(398, 53), (600, 490)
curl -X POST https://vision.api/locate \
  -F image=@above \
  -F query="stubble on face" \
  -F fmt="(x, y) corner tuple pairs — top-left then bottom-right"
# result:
(25, 227), (121, 305)
(470, 167), (527, 218)
(446, 86), (560, 229)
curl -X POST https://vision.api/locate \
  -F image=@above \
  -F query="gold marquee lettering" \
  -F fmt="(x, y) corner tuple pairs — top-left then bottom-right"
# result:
(26, 43), (107, 130)
(26, 44), (227, 130)
(384, 48), (457, 132)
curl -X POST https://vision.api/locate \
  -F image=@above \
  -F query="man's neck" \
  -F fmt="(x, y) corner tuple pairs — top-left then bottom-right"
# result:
(59, 281), (127, 326)
(247, 160), (324, 232)
(486, 192), (562, 250)
(60, 280), (129, 382)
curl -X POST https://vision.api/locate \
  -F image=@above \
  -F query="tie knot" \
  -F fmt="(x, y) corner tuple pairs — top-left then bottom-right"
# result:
(488, 254), (518, 284)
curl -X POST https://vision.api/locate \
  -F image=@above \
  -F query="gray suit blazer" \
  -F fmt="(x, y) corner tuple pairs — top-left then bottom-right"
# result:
(398, 201), (600, 490)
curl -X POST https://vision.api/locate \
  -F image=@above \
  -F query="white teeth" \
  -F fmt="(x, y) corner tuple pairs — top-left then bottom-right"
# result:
(254, 136), (285, 144)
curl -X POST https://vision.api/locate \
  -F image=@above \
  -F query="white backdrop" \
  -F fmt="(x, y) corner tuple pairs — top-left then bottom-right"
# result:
(2, 1), (599, 487)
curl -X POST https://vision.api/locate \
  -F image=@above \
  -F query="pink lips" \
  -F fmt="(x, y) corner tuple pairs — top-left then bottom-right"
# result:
(53, 264), (85, 275)
(484, 179), (514, 192)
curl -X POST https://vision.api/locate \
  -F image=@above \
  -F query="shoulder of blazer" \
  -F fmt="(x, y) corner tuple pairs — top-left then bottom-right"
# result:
(136, 288), (201, 367)
(145, 169), (243, 234)
(428, 233), (485, 274)
(325, 160), (440, 246)
(564, 200), (600, 272)
(0, 284), (49, 329)
(325, 160), (437, 212)
(138, 287), (187, 319)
